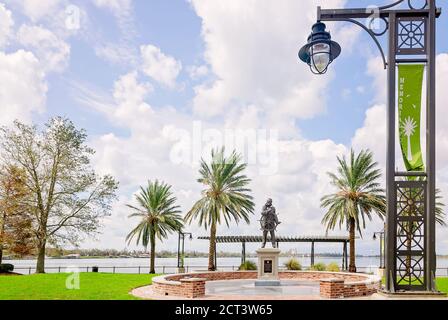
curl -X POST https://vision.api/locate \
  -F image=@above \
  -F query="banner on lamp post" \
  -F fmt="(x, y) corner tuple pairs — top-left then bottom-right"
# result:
(398, 64), (425, 172)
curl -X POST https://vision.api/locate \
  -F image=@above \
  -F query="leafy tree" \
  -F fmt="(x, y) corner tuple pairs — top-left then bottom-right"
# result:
(321, 149), (386, 272)
(126, 180), (183, 274)
(185, 148), (255, 271)
(0, 118), (118, 273)
(0, 165), (33, 263)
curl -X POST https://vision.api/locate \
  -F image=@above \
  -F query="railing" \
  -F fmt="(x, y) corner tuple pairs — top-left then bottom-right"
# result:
(13, 265), (240, 275)
(11, 265), (448, 277)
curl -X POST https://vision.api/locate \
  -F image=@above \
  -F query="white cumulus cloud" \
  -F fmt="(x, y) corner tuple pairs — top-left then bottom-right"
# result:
(0, 50), (47, 126)
(189, 0), (352, 120)
(140, 44), (182, 88)
(14, 0), (63, 22)
(0, 3), (14, 48)
(17, 24), (70, 73)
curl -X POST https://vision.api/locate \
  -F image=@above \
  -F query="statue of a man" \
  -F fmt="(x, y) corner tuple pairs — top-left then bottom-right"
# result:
(260, 198), (280, 248)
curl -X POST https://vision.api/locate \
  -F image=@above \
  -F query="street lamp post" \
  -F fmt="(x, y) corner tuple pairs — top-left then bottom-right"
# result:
(177, 231), (193, 271)
(299, 0), (441, 293)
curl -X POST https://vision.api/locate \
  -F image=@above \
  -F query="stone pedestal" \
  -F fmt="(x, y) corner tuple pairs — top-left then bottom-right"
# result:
(255, 248), (281, 286)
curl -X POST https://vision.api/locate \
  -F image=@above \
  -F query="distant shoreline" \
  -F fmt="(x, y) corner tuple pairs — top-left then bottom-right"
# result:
(5, 255), (448, 261)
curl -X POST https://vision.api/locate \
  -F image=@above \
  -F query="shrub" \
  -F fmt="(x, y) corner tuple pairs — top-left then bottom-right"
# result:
(309, 262), (326, 271)
(326, 263), (341, 272)
(239, 261), (257, 271)
(0, 264), (14, 273)
(284, 258), (302, 271)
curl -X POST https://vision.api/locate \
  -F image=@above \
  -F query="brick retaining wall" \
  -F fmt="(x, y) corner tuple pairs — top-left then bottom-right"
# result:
(151, 271), (381, 299)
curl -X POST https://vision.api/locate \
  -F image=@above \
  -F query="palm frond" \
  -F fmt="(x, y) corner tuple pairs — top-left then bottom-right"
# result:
(126, 180), (184, 248)
(321, 149), (386, 235)
(186, 147), (255, 230)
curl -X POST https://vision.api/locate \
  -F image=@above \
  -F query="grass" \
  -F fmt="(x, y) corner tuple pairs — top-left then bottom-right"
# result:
(381, 277), (448, 293)
(0, 273), (157, 300)
(437, 278), (448, 293)
(0, 273), (446, 300)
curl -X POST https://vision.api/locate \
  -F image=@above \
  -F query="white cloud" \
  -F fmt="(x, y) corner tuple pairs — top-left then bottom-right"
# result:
(188, 65), (209, 80)
(17, 24), (70, 73)
(0, 50), (47, 126)
(190, 0), (353, 120)
(140, 44), (182, 88)
(352, 104), (387, 166)
(0, 3), (14, 48)
(93, 0), (136, 42)
(93, 0), (132, 15)
(95, 43), (137, 66)
(367, 55), (387, 103)
(15, 0), (62, 22)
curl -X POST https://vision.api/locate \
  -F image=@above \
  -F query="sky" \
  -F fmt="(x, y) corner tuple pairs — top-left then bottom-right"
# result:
(0, 0), (448, 256)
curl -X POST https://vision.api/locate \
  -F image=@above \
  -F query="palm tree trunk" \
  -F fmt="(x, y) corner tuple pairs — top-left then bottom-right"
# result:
(150, 233), (156, 274)
(208, 220), (217, 271)
(36, 239), (46, 274)
(349, 218), (357, 273)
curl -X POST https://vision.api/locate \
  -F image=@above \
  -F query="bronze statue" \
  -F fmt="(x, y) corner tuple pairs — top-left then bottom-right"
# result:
(260, 198), (280, 248)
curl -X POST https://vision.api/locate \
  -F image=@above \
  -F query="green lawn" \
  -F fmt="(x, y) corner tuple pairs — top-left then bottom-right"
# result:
(0, 273), (446, 300)
(0, 273), (157, 300)
(437, 278), (448, 293)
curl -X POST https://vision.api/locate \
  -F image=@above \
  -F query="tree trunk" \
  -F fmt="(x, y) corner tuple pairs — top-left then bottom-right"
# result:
(208, 221), (217, 271)
(36, 240), (46, 274)
(150, 233), (156, 274)
(0, 211), (5, 264)
(349, 218), (357, 273)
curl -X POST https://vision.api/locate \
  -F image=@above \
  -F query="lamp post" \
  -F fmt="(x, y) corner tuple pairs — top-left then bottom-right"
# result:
(177, 231), (193, 272)
(299, 0), (441, 294)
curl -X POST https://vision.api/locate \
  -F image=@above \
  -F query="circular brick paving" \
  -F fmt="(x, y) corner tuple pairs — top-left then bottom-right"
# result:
(131, 271), (381, 300)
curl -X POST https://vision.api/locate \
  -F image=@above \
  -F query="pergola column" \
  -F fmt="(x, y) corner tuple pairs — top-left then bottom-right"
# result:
(241, 241), (246, 265)
(311, 241), (315, 267)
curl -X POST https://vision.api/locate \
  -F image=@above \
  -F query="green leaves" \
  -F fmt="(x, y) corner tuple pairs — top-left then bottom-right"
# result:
(0, 118), (119, 244)
(126, 180), (184, 248)
(321, 149), (386, 236)
(185, 148), (255, 230)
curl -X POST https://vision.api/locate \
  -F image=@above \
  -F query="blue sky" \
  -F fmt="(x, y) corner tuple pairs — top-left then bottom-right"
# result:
(1, 0), (448, 255)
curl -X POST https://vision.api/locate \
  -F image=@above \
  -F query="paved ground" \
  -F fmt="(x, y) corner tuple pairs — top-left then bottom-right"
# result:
(131, 285), (323, 300)
(131, 284), (448, 301)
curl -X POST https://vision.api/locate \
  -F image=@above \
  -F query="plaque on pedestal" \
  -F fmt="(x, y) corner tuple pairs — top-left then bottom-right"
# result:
(255, 248), (281, 286)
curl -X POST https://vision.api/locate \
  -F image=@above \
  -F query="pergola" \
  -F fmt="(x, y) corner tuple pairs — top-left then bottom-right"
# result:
(198, 235), (350, 270)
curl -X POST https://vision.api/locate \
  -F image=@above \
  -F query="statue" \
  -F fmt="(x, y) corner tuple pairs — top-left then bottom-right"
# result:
(260, 198), (280, 248)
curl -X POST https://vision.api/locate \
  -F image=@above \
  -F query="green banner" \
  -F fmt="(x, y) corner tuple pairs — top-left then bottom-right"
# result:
(398, 64), (425, 172)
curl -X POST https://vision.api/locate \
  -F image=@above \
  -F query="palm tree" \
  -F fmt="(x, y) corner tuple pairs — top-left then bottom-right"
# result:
(185, 148), (255, 271)
(321, 149), (386, 273)
(126, 180), (184, 274)
(435, 188), (446, 226)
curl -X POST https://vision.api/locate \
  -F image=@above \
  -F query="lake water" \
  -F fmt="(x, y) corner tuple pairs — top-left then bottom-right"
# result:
(5, 256), (448, 276)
